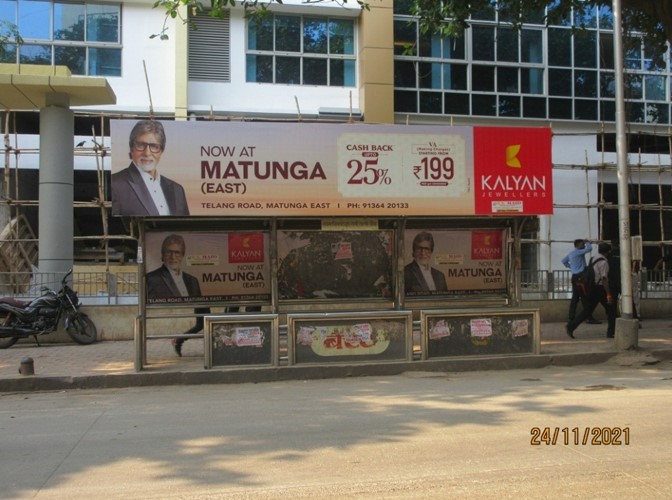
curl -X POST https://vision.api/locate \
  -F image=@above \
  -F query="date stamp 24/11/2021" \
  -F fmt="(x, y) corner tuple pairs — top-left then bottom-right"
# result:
(530, 427), (630, 446)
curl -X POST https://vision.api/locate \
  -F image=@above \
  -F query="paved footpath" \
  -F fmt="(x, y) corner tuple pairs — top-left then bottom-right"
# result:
(1, 320), (671, 392)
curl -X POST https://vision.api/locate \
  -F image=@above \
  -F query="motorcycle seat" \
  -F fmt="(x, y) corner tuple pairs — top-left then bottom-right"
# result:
(0, 297), (30, 308)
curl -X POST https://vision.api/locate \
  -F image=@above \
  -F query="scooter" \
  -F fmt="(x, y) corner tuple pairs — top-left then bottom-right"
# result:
(0, 269), (97, 349)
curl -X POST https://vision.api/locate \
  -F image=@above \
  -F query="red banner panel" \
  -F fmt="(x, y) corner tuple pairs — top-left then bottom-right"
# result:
(474, 127), (553, 215)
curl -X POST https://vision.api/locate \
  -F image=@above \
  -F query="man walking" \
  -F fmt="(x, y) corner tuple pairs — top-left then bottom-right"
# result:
(561, 239), (601, 325)
(566, 243), (616, 339)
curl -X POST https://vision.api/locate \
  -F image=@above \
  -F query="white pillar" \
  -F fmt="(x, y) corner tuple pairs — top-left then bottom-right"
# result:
(38, 92), (74, 276)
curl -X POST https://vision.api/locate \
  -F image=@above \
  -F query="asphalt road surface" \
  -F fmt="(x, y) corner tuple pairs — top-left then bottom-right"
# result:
(1, 356), (671, 500)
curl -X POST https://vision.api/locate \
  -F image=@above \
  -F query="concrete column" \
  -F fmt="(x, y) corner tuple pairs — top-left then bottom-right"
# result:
(38, 92), (74, 276)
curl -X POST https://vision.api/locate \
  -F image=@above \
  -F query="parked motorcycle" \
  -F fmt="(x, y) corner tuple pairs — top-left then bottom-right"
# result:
(0, 270), (97, 349)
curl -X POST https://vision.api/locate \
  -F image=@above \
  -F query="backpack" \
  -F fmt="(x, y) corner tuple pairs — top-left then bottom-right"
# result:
(576, 256), (605, 297)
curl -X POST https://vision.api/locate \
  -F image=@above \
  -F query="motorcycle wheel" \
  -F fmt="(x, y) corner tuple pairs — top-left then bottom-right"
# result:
(66, 314), (98, 345)
(0, 335), (19, 349)
(0, 311), (19, 348)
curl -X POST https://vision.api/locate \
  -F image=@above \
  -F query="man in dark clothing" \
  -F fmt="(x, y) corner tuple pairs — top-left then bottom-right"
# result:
(566, 243), (616, 339)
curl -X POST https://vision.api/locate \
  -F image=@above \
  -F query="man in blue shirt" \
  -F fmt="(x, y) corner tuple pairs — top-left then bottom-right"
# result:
(561, 239), (601, 324)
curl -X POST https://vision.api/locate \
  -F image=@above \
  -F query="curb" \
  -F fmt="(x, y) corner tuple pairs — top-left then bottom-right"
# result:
(0, 350), (633, 393)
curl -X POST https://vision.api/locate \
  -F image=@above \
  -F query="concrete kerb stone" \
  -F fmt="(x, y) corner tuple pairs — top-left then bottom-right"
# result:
(0, 350), (635, 393)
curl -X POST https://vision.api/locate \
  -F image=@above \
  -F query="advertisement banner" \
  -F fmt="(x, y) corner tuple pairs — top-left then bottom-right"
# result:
(144, 231), (271, 304)
(422, 309), (539, 358)
(404, 229), (507, 297)
(288, 312), (412, 364)
(110, 120), (552, 217)
(474, 127), (553, 215)
(277, 230), (394, 300)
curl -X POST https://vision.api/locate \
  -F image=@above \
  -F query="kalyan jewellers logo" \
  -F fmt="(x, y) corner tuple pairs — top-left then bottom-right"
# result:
(480, 143), (546, 191)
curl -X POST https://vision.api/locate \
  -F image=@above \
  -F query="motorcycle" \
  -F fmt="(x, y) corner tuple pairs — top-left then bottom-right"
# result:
(0, 269), (97, 349)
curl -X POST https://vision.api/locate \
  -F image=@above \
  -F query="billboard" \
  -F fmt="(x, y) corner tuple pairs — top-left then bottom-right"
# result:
(404, 229), (507, 296)
(144, 231), (271, 304)
(111, 121), (553, 217)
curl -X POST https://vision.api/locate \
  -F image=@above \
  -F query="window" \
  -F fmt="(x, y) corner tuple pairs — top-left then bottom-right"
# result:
(246, 14), (355, 87)
(0, 0), (121, 76)
(393, 1), (671, 124)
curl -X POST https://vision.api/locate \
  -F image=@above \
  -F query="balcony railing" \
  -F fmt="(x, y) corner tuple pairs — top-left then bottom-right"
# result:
(0, 270), (670, 305)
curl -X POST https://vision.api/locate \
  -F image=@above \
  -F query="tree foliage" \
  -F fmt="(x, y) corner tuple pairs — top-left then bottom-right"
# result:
(154, 0), (672, 55)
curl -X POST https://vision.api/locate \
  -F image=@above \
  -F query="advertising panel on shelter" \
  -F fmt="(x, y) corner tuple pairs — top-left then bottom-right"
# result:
(111, 120), (552, 217)
(404, 229), (507, 297)
(204, 314), (278, 368)
(421, 309), (540, 358)
(277, 230), (394, 300)
(288, 311), (412, 365)
(144, 231), (271, 304)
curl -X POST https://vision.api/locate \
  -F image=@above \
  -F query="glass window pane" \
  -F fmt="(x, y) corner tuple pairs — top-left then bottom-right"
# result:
(597, 5), (613, 29)
(497, 67), (518, 93)
(472, 93), (496, 115)
(547, 0), (572, 27)
(394, 90), (417, 112)
(574, 31), (596, 68)
(627, 102), (644, 122)
(419, 91), (441, 113)
(442, 35), (464, 59)
(329, 19), (353, 55)
(600, 72), (615, 98)
(521, 29), (542, 63)
(497, 28), (518, 62)
(444, 92), (469, 114)
(548, 28), (571, 66)
(303, 18), (327, 54)
(419, 31), (440, 58)
(574, 70), (597, 98)
(329, 59), (355, 86)
(275, 55), (300, 84)
(574, 99), (597, 120)
(54, 2), (84, 41)
(443, 64), (467, 90)
(19, 44), (51, 64)
(394, 19), (416, 56)
(1, 0), (17, 25)
(86, 4), (119, 43)
(472, 65), (494, 91)
(19, 0), (50, 40)
(54, 45), (84, 73)
(419, 62), (441, 89)
(521, 68), (543, 94)
(89, 47), (120, 76)
(645, 75), (666, 101)
(246, 54), (273, 82)
(644, 103), (669, 124)
(574, 4), (597, 28)
(394, 60), (416, 87)
(549, 98), (573, 119)
(549, 68), (571, 96)
(625, 74), (643, 99)
(303, 57), (326, 84)
(644, 40), (665, 72)
(248, 17), (273, 51)
(498, 95), (520, 117)
(0, 43), (17, 63)
(523, 96), (546, 118)
(599, 33), (614, 69)
(624, 38), (641, 70)
(471, 1), (495, 21)
(472, 26), (494, 61)
(600, 100), (615, 121)
(393, 0), (413, 16)
(275, 16), (300, 52)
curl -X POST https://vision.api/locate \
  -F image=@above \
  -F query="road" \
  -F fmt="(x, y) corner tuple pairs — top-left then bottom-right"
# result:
(1, 357), (671, 499)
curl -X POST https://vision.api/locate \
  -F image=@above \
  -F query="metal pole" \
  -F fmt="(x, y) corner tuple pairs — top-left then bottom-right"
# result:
(612, 0), (639, 347)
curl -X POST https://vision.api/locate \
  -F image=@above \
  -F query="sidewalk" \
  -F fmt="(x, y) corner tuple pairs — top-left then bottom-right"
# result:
(1, 320), (671, 392)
